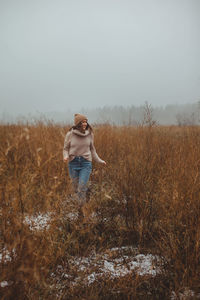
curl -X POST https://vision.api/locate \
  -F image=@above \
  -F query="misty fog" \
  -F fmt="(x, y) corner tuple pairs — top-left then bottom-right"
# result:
(0, 0), (200, 121)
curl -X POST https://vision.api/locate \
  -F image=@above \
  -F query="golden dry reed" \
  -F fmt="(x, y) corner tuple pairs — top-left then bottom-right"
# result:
(0, 121), (200, 299)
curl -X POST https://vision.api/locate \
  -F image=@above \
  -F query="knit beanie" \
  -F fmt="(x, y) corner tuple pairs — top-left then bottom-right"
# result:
(74, 113), (88, 126)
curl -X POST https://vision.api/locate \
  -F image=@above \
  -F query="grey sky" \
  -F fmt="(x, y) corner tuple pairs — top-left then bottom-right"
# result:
(0, 0), (200, 115)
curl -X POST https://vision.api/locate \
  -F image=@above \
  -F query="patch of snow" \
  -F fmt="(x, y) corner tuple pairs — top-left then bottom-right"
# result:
(87, 273), (97, 284)
(52, 246), (162, 287)
(0, 247), (16, 263)
(65, 212), (79, 221)
(0, 250), (11, 263)
(102, 253), (159, 277)
(171, 289), (200, 300)
(0, 281), (9, 288)
(24, 213), (52, 231)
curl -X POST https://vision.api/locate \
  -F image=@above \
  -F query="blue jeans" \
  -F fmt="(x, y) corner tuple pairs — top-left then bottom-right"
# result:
(68, 156), (92, 205)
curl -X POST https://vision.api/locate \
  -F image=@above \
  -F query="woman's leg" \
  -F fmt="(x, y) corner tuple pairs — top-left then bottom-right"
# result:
(68, 158), (80, 194)
(68, 157), (92, 208)
(78, 158), (92, 205)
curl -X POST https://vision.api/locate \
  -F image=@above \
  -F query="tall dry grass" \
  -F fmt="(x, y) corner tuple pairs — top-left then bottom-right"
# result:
(0, 121), (200, 299)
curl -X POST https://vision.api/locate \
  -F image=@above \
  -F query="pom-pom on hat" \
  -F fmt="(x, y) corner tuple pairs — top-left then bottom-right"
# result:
(74, 113), (88, 126)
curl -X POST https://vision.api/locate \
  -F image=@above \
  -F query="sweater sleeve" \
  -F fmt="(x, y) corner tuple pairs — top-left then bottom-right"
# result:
(63, 131), (71, 160)
(90, 133), (105, 164)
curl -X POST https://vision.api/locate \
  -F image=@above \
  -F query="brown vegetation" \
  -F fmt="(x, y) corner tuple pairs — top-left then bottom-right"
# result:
(1, 121), (200, 299)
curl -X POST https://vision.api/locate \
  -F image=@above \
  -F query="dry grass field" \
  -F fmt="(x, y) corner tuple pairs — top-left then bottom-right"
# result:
(1, 121), (200, 299)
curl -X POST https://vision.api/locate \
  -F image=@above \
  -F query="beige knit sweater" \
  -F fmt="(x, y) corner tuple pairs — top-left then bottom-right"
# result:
(63, 129), (105, 164)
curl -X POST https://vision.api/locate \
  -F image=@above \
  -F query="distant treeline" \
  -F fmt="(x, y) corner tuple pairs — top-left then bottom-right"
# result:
(1, 101), (200, 125)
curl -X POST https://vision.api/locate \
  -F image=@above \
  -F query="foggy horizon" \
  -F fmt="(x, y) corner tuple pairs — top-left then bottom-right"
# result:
(0, 0), (200, 116)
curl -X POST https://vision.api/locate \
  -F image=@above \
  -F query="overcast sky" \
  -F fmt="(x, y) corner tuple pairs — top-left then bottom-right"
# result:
(0, 0), (200, 115)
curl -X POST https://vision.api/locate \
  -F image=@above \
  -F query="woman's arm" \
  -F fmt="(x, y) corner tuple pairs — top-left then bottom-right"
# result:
(90, 133), (106, 164)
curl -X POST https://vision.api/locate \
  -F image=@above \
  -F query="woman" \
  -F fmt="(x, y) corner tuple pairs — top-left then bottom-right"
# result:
(63, 113), (106, 207)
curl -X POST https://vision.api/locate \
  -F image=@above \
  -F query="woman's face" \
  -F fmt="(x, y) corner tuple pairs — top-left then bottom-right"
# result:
(81, 119), (87, 131)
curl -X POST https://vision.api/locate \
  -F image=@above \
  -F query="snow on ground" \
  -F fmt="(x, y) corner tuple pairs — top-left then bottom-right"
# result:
(0, 247), (16, 263)
(52, 246), (162, 287)
(1, 213), (162, 289)
(102, 253), (160, 277)
(0, 248), (12, 263)
(0, 281), (10, 288)
(23, 213), (52, 231)
(0, 244), (162, 289)
(1, 212), (200, 298)
(23, 210), (79, 231)
(0, 248), (15, 289)
(171, 289), (200, 300)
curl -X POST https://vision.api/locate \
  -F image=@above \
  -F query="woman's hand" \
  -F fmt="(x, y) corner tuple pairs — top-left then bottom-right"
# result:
(63, 157), (68, 163)
(102, 160), (107, 166)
